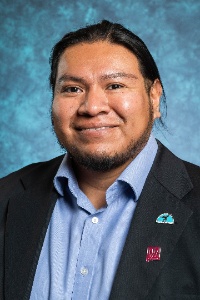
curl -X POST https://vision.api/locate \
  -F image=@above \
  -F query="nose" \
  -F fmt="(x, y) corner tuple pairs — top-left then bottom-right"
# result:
(77, 86), (110, 116)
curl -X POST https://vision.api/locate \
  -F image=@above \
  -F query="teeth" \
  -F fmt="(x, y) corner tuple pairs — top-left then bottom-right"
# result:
(86, 127), (106, 131)
(83, 127), (107, 131)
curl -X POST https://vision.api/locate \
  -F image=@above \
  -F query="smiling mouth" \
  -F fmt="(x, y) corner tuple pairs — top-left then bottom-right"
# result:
(78, 126), (116, 131)
(76, 124), (118, 131)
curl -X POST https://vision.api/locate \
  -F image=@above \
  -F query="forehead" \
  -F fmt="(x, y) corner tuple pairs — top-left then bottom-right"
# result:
(57, 41), (142, 78)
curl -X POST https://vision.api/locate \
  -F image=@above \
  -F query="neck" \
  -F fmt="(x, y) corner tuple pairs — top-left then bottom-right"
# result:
(73, 160), (131, 209)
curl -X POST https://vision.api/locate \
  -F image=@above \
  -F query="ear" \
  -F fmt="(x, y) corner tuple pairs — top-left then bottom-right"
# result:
(150, 79), (162, 120)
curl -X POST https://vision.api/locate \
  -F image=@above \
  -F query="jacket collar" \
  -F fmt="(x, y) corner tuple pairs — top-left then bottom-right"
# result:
(109, 142), (193, 299)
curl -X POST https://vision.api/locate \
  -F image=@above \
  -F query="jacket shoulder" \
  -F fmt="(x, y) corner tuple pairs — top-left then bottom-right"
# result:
(183, 160), (200, 180)
(0, 155), (64, 195)
(156, 141), (200, 177)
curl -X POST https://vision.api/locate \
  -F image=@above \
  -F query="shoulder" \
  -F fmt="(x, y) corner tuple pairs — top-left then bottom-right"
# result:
(0, 155), (64, 241)
(156, 140), (200, 176)
(0, 155), (64, 194)
(183, 160), (200, 180)
(155, 141), (200, 203)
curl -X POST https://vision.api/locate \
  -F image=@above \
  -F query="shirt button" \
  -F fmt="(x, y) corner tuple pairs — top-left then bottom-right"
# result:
(92, 217), (99, 224)
(80, 267), (88, 276)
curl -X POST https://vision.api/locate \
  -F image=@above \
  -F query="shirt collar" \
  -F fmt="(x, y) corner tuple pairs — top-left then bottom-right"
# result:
(53, 154), (77, 197)
(114, 134), (158, 201)
(54, 134), (158, 201)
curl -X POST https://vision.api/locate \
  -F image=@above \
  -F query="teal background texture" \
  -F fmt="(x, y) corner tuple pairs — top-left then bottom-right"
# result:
(0, 0), (200, 178)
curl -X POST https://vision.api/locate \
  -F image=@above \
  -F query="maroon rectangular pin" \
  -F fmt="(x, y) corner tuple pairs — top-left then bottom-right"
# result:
(146, 246), (161, 262)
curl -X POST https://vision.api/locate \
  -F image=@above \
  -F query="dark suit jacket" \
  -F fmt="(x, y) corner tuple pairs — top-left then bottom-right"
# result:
(1, 142), (200, 300)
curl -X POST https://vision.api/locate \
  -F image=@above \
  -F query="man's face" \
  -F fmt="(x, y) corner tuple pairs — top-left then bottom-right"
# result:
(52, 41), (161, 171)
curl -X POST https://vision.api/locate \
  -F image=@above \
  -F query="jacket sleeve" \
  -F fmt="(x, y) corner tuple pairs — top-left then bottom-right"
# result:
(0, 168), (33, 299)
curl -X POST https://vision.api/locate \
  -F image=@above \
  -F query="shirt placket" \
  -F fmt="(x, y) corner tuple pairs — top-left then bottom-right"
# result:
(72, 213), (103, 300)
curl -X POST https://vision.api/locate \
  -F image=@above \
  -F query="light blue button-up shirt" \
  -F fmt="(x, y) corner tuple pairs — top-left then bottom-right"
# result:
(30, 135), (158, 300)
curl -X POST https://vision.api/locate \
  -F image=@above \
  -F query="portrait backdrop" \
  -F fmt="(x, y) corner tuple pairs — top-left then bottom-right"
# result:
(0, 0), (199, 178)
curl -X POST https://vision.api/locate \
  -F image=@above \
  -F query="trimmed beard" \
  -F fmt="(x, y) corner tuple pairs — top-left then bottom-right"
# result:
(52, 100), (154, 172)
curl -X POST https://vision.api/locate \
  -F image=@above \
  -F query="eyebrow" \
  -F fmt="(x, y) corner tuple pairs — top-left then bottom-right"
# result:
(100, 72), (138, 80)
(57, 75), (87, 85)
(57, 72), (138, 85)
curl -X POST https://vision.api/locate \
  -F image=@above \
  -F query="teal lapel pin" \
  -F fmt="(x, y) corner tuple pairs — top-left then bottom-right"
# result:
(156, 213), (174, 224)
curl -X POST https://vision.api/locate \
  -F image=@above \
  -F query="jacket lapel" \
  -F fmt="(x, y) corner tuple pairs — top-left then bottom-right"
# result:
(109, 144), (193, 300)
(5, 157), (62, 300)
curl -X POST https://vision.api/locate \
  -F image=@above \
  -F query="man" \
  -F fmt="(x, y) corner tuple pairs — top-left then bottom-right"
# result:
(1, 20), (200, 300)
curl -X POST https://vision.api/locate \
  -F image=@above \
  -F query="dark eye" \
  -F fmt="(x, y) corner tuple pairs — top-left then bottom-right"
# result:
(61, 86), (82, 93)
(107, 84), (124, 90)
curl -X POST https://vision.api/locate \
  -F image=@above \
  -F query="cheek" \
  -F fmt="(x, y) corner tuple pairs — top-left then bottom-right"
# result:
(113, 92), (146, 116)
(52, 99), (75, 124)
(52, 99), (62, 117)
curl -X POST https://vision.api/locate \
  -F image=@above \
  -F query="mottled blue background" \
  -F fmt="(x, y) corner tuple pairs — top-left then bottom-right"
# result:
(0, 0), (199, 178)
